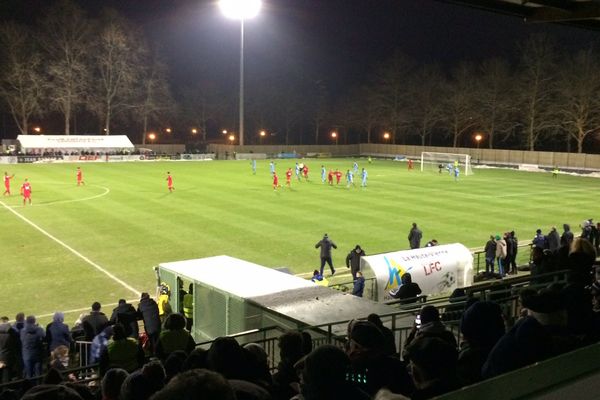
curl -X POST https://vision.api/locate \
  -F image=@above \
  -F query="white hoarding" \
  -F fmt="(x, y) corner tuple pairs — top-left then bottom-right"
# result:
(361, 243), (473, 302)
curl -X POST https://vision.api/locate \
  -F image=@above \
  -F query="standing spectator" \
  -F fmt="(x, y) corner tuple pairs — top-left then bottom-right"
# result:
(99, 324), (144, 376)
(546, 226), (561, 253)
(13, 313), (25, 335)
(157, 284), (173, 325)
(110, 299), (139, 339)
(532, 229), (546, 249)
(182, 285), (194, 332)
(390, 273), (422, 304)
(561, 224), (574, 248)
(0, 316), (20, 383)
(21, 315), (45, 379)
(408, 223), (422, 249)
(346, 245), (365, 280)
(352, 271), (366, 297)
(137, 293), (161, 354)
(504, 232), (517, 275)
(509, 231), (519, 273)
(82, 302), (109, 341)
(495, 235), (507, 277)
(90, 326), (113, 365)
(595, 223), (600, 252)
(315, 233), (337, 276)
(581, 220), (592, 240)
(484, 235), (496, 274)
(46, 312), (72, 352)
(101, 368), (129, 400)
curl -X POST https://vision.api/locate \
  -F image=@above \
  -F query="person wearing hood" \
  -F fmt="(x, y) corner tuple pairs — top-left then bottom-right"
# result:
(546, 226), (561, 253)
(46, 312), (72, 353)
(346, 245), (365, 280)
(21, 315), (45, 379)
(561, 224), (574, 248)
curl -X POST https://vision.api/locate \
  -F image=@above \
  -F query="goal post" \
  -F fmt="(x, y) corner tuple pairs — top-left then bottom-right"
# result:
(420, 152), (473, 176)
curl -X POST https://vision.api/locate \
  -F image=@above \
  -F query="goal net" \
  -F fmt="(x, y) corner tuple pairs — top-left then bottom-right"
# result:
(420, 152), (473, 176)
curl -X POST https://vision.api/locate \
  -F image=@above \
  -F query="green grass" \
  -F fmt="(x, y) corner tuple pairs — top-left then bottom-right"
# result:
(0, 159), (596, 324)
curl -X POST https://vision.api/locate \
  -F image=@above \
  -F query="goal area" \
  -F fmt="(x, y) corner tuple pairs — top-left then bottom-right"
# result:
(420, 152), (473, 176)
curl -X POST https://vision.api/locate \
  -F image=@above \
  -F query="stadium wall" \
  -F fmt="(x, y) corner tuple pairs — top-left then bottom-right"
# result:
(208, 143), (600, 171)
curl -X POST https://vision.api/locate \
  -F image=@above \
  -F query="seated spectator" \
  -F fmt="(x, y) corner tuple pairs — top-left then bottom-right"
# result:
(294, 345), (370, 400)
(90, 326), (113, 365)
(403, 337), (460, 400)
(182, 348), (208, 371)
(390, 273), (422, 304)
(101, 368), (129, 400)
(272, 331), (304, 400)
(163, 351), (186, 383)
(242, 343), (273, 390)
(155, 313), (195, 360)
(120, 371), (154, 400)
(149, 369), (236, 400)
(366, 313), (396, 356)
(442, 288), (468, 321)
(82, 302), (109, 341)
(48, 345), (70, 372)
(99, 323), (144, 376)
(21, 384), (84, 400)
(21, 315), (45, 380)
(482, 288), (580, 379)
(346, 320), (413, 397)
(567, 237), (596, 285)
(46, 312), (72, 353)
(457, 301), (505, 385)
(310, 270), (328, 287)
(352, 271), (365, 297)
(110, 300), (139, 339)
(141, 360), (167, 395)
(403, 305), (457, 352)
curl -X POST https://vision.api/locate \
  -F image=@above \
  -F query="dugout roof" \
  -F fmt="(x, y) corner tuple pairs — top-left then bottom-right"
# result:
(437, 0), (600, 31)
(158, 255), (397, 328)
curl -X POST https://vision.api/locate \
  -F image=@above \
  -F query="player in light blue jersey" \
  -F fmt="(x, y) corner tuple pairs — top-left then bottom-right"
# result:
(251, 159), (256, 175)
(454, 167), (460, 181)
(446, 163), (453, 175)
(321, 165), (326, 183)
(353, 161), (358, 173)
(346, 169), (355, 187)
(361, 168), (368, 187)
(269, 161), (275, 174)
(295, 162), (301, 181)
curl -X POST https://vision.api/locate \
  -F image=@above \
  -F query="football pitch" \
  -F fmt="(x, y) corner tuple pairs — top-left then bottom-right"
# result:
(0, 159), (597, 323)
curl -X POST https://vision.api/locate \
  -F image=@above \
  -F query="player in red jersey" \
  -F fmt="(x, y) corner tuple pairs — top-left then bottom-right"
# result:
(20, 178), (32, 205)
(335, 169), (342, 185)
(408, 159), (414, 170)
(273, 172), (279, 190)
(76, 167), (85, 186)
(166, 172), (174, 192)
(327, 169), (334, 186)
(3, 172), (14, 195)
(285, 168), (292, 188)
(302, 165), (309, 181)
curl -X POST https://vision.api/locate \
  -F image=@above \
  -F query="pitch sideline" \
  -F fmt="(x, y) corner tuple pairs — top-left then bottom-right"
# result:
(0, 199), (141, 298)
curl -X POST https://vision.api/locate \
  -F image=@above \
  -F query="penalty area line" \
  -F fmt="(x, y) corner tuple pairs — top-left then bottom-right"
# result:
(0, 200), (141, 298)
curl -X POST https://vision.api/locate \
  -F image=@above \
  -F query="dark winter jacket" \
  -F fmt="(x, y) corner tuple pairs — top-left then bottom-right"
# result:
(20, 323), (45, 361)
(408, 227), (423, 249)
(110, 302), (139, 338)
(0, 322), (19, 367)
(82, 312), (109, 341)
(137, 297), (161, 335)
(346, 248), (365, 275)
(315, 237), (337, 258)
(532, 232), (546, 249)
(547, 229), (561, 253)
(46, 321), (71, 351)
(561, 224), (574, 247)
(352, 276), (365, 297)
(484, 239), (496, 259)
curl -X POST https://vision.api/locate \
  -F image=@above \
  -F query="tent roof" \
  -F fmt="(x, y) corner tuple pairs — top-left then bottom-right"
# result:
(17, 135), (134, 149)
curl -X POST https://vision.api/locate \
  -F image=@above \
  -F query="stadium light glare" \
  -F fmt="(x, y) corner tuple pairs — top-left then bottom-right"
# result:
(222, 130), (228, 135)
(219, 0), (262, 147)
(148, 133), (157, 142)
(33, 126), (42, 133)
(259, 130), (266, 137)
(191, 128), (198, 134)
(165, 128), (172, 133)
(229, 134), (235, 143)
(383, 132), (390, 140)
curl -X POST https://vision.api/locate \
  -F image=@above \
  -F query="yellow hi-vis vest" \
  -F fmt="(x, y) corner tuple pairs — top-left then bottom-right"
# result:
(183, 293), (194, 319)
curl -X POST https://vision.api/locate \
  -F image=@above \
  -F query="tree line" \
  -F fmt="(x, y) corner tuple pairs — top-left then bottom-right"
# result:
(1, 0), (600, 152)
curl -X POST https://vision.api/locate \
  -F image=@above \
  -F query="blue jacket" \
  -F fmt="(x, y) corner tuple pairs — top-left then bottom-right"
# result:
(46, 321), (71, 351)
(353, 277), (365, 297)
(21, 323), (45, 361)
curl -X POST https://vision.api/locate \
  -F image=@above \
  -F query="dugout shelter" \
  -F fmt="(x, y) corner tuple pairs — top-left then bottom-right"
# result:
(157, 255), (397, 342)
(17, 135), (134, 154)
(360, 243), (474, 302)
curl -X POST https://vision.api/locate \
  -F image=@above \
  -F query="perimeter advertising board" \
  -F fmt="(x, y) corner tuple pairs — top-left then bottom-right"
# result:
(360, 243), (473, 302)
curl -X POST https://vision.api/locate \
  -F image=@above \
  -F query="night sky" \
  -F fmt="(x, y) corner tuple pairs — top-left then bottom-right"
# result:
(0, 0), (598, 138)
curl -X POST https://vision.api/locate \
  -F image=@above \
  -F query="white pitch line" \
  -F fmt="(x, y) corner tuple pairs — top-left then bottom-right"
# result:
(9, 185), (111, 209)
(0, 200), (141, 298)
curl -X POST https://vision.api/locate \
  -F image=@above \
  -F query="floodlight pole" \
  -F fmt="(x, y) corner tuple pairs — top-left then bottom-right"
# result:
(239, 19), (245, 146)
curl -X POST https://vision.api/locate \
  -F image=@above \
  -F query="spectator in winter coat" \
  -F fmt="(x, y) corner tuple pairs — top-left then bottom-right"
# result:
(90, 326), (113, 364)
(315, 233), (337, 276)
(46, 312), (72, 352)
(532, 229), (546, 249)
(110, 299), (139, 339)
(546, 226), (561, 253)
(82, 302), (109, 341)
(504, 232), (517, 275)
(495, 235), (507, 276)
(484, 235), (496, 273)
(391, 273), (422, 304)
(0, 316), (20, 383)
(99, 324), (144, 376)
(346, 245), (366, 280)
(155, 314), (195, 360)
(137, 293), (161, 353)
(403, 305), (458, 352)
(21, 315), (45, 379)
(561, 224), (574, 248)
(408, 223), (422, 249)
(352, 272), (366, 297)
